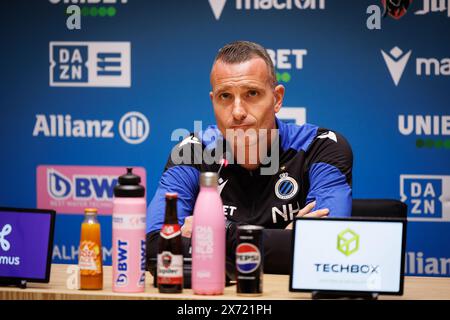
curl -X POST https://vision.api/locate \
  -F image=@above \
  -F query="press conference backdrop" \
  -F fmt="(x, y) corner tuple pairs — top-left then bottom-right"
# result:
(0, 0), (449, 278)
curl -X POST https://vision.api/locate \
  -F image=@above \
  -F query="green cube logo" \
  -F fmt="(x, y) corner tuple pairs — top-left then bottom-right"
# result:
(337, 229), (359, 256)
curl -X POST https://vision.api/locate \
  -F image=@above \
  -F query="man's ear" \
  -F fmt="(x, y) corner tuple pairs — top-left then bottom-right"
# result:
(273, 84), (285, 113)
(209, 91), (214, 103)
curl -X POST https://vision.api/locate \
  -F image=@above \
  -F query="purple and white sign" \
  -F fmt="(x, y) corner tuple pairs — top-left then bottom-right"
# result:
(0, 211), (53, 281)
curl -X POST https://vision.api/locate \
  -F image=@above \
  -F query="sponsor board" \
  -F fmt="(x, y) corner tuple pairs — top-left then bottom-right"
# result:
(37, 165), (146, 215)
(50, 41), (131, 87)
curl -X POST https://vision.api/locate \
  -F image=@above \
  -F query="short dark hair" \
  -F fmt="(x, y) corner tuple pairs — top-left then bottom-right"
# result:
(213, 41), (276, 87)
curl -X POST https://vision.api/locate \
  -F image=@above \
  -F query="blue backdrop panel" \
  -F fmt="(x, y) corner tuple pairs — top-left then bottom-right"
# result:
(0, 0), (449, 277)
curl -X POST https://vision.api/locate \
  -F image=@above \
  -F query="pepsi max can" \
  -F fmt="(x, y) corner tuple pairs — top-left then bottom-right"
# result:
(236, 225), (264, 296)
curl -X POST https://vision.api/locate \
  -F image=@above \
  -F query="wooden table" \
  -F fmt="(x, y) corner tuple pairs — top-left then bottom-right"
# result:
(0, 264), (449, 300)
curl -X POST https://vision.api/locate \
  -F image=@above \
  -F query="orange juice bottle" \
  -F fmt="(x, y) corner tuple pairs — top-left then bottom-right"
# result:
(78, 208), (103, 290)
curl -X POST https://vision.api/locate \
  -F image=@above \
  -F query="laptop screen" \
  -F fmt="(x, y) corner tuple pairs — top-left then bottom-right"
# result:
(290, 218), (406, 294)
(0, 208), (55, 283)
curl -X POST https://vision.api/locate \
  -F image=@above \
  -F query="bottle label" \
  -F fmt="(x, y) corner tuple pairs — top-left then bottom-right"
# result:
(157, 251), (183, 285)
(79, 241), (102, 274)
(193, 225), (214, 257)
(160, 224), (181, 239)
(113, 213), (146, 230)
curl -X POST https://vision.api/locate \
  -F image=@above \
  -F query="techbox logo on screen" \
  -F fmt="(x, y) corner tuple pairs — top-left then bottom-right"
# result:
(337, 228), (359, 257)
(208, 0), (326, 20)
(0, 224), (20, 266)
(313, 229), (380, 275)
(49, 41), (131, 87)
(400, 175), (450, 222)
(37, 165), (147, 215)
(32, 111), (150, 145)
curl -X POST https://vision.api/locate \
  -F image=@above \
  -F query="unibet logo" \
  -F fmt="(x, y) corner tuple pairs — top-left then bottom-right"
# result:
(267, 49), (308, 83)
(337, 229), (359, 256)
(32, 112), (149, 144)
(398, 114), (450, 149)
(50, 0), (128, 17)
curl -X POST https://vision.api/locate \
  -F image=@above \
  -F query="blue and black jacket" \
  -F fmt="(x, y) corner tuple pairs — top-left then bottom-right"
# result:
(146, 117), (353, 275)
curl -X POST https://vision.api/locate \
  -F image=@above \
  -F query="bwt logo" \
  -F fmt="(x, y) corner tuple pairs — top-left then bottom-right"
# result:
(400, 175), (450, 221)
(208, 0), (325, 20)
(32, 112), (150, 145)
(47, 168), (117, 201)
(49, 41), (131, 87)
(337, 228), (359, 256)
(37, 165), (146, 215)
(0, 224), (12, 252)
(115, 240), (128, 287)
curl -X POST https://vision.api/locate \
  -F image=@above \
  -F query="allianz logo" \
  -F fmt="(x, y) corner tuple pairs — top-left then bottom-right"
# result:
(32, 111), (150, 144)
(209, 0), (325, 20)
(406, 251), (450, 276)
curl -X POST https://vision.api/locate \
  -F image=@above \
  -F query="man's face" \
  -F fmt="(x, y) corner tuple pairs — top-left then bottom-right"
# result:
(210, 57), (285, 149)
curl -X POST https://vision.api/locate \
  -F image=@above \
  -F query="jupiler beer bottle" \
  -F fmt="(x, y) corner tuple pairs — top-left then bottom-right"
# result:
(157, 192), (183, 293)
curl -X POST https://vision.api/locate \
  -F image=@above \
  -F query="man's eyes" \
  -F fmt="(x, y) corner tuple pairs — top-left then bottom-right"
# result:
(219, 93), (231, 100)
(247, 90), (259, 97)
(217, 90), (259, 100)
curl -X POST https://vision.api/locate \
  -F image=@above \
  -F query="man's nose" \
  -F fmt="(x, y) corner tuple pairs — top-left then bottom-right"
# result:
(231, 98), (247, 122)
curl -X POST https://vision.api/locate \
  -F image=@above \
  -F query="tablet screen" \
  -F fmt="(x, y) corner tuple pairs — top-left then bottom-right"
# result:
(0, 208), (55, 282)
(290, 218), (405, 294)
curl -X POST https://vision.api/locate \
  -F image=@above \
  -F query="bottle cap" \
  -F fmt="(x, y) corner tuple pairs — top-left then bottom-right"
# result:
(114, 167), (145, 198)
(200, 172), (218, 188)
(165, 192), (178, 199)
(84, 208), (98, 215)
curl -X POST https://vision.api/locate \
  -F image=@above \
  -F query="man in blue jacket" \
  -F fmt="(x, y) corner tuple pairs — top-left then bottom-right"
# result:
(146, 41), (353, 274)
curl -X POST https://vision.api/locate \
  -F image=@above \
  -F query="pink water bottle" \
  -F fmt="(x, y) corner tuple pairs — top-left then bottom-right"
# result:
(112, 168), (146, 293)
(192, 172), (225, 295)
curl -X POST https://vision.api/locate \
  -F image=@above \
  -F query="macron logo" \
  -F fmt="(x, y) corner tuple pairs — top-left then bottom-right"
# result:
(218, 179), (229, 195)
(0, 224), (12, 252)
(179, 135), (201, 148)
(317, 131), (337, 143)
(209, 0), (227, 20)
(381, 46), (412, 86)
